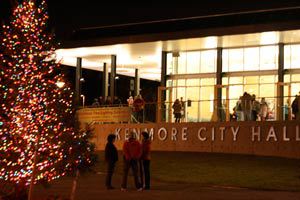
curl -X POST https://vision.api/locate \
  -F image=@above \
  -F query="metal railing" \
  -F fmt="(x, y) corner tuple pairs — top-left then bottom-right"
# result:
(78, 95), (298, 123)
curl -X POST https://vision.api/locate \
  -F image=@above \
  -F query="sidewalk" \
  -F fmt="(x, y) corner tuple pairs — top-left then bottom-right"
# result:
(33, 170), (300, 200)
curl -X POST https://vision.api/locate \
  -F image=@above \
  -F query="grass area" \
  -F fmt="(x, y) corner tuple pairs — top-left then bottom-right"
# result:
(96, 151), (300, 191)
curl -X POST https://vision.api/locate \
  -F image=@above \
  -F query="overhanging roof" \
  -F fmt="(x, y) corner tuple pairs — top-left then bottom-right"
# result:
(56, 29), (300, 81)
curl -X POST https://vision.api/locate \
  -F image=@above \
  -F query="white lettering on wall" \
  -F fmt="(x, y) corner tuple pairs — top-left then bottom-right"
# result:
(145, 128), (154, 141)
(231, 126), (239, 141)
(266, 126), (277, 141)
(220, 127), (226, 141)
(171, 128), (177, 141)
(296, 125), (300, 141)
(211, 127), (215, 141)
(158, 127), (168, 141)
(132, 128), (141, 140)
(182, 127), (188, 141)
(252, 126), (261, 141)
(283, 126), (290, 141)
(125, 128), (130, 140)
(112, 124), (300, 143)
(198, 127), (207, 141)
(115, 128), (121, 140)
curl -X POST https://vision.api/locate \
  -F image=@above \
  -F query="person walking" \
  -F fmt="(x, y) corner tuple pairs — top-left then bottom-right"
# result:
(105, 134), (118, 190)
(121, 132), (143, 191)
(141, 131), (151, 190)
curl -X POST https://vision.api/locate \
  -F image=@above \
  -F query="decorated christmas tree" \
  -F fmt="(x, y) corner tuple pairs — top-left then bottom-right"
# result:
(0, 0), (96, 198)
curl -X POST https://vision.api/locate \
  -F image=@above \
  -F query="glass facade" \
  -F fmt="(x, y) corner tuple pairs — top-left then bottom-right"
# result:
(222, 75), (277, 120)
(222, 45), (278, 72)
(167, 50), (217, 75)
(165, 42), (300, 122)
(166, 78), (215, 122)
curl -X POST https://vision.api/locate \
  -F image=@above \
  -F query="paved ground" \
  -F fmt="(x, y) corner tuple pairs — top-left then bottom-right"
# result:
(32, 170), (300, 200)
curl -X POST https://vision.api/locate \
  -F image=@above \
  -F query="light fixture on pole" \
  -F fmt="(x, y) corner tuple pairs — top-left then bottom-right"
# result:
(80, 95), (85, 108)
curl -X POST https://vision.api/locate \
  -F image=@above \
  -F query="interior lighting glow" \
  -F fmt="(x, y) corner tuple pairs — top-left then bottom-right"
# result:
(260, 32), (279, 45)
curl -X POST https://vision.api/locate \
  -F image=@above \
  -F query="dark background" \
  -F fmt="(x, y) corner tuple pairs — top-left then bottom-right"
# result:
(2, 0), (300, 43)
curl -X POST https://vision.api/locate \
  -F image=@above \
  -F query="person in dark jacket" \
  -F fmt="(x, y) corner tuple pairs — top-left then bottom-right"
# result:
(141, 131), (151, 190)
(105, 134), (118, 190)
(121, 132), (142, 191)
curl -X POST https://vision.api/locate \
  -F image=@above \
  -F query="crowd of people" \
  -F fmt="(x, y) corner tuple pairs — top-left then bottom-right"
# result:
(231, 92), (270, 121)
(90, 94), (150, 123)
(91, 96), (123, 107)
(104, 131), (151, 191)
(127, 94), (145, 123)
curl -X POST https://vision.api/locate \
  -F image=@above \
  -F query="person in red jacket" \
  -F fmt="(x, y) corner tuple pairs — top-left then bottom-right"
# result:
(133, 94), (145, 123)
(121, 132), (143, 191)
(141, 131), (151, 190)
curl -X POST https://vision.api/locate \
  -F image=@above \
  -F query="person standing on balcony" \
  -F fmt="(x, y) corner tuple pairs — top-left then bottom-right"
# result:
(180, 97), (185, 122)
(241, 92), (252, 121)
(172, 99), (182, 123)
(91, 98), (100, 107)
(260, 97), (269, 121)
(133, 94), (145, 123)
(252, 94), (261, 121)
(292, 94), (300, 120)
(127, 95), (134, 108)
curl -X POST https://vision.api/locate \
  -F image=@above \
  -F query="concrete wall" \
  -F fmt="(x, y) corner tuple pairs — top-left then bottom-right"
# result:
(91, 121), (300, 159)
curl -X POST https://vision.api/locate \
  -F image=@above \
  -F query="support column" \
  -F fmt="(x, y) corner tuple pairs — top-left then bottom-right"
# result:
(134, 69), (140, 96)
(216, 48), (223, 121)
(159, 51), (168, 122)
(277, 43), (284, 121)
(102, 62), (108, 99)
(110, 55), (116, 101)
(161, 51), (167, 87)
(75, 57), (82, 107)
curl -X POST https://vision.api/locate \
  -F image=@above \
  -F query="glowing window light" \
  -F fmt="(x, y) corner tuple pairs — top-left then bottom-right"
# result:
(260, 32), (279, 45)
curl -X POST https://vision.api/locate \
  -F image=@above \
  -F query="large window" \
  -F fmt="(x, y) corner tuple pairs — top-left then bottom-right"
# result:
(223, 45), (278, 72)
(165, 33), (300, 122)
(284, 74), (300, 107)
(222, 75), (277, 120)
(166, 78), (216, 122)
(284, 44), (300, 69)
(166, 50), (217, 75)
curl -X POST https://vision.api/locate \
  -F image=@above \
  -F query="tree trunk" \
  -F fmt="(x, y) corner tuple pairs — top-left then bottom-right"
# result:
(70, 170), (80, 200)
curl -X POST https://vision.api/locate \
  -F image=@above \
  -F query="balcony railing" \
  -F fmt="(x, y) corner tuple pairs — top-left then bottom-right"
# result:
(78, 95), (298, 124)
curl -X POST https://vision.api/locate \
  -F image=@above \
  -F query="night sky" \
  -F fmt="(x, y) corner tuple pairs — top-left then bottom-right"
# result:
(2, 0), (300, 43)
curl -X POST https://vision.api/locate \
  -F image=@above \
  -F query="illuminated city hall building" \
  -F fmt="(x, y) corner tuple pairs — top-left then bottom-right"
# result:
(56, 3), (300, 158)
(58, 32), (300, 123)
